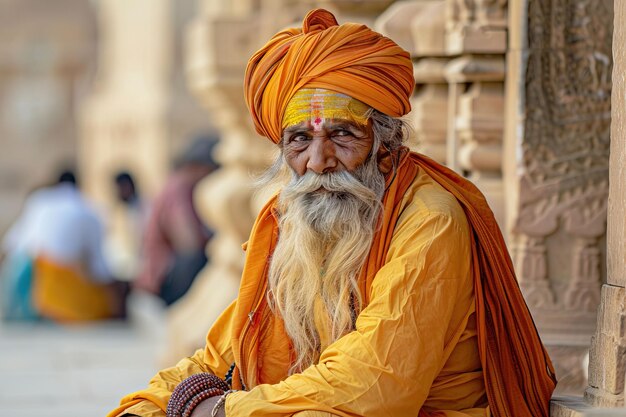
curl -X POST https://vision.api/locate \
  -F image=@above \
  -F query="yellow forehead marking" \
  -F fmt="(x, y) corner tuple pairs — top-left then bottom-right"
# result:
(282, 88), (370, 131)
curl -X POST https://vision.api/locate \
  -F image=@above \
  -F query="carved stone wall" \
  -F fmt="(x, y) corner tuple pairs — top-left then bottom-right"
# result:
(506, 0), (613, 396)
(0, 0), (96, 235)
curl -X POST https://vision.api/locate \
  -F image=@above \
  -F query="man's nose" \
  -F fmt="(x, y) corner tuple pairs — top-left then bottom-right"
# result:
(306, 137), (337, 174)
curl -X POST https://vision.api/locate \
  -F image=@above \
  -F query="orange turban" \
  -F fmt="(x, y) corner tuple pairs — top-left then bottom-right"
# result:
(244, 9), (415, 144)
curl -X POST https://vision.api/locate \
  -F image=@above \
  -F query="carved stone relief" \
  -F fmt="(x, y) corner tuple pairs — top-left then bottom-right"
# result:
(518, 0), (612, 311)
(512, 0), (613, 396)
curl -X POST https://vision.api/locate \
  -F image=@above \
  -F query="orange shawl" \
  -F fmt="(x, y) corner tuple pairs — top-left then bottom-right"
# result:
(229, 150), (556, 416)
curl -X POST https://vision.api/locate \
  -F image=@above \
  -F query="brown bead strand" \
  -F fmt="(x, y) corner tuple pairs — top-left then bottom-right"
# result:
(181, 388), (223, 417)
(166, 373), (230, 417)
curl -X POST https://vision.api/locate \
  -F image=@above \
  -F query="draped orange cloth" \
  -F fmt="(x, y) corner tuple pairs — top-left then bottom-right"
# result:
(230, 150), (556, 417)
(244, 9), (414, 144)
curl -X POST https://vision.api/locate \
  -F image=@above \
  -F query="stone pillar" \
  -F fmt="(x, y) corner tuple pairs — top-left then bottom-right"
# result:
(446, 0), (507, 55)
(445, 55), (506, 226)
(445, 0), (507, 227)
(505, 0), (613, 397)
(377, 0), (449, 163)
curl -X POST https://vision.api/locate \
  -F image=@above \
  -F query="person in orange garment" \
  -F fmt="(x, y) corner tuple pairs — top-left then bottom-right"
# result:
(109, 9), (556, 417)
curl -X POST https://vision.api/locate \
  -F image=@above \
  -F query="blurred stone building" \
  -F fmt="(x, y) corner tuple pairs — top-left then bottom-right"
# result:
(0, 0), (214, 235)
(0, 0), (97, 234)
(79, 0), (216, 208)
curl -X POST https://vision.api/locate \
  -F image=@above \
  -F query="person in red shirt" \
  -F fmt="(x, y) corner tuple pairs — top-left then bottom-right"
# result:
(135, 136), (219, 306)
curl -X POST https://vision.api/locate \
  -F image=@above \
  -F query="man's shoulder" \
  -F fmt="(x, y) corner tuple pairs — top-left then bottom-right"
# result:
(398, 167), (467, 224)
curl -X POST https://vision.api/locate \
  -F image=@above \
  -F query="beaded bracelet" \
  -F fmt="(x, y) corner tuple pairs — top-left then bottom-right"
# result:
(166, 373), (230, 417)
(181, 388), (223, 417)
(211, 390), (238, 417)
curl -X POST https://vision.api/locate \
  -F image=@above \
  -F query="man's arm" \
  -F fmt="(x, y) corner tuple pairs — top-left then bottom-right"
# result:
(224, 208), (476, 416)
(107, 301), (237, 417)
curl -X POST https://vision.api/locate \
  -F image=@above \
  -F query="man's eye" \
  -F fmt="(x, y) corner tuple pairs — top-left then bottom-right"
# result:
(288, 134), (310, 143)
(331, 129), (353, 139)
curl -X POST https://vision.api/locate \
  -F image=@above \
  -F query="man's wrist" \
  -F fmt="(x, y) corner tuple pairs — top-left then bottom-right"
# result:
(211, 389), (237, 417)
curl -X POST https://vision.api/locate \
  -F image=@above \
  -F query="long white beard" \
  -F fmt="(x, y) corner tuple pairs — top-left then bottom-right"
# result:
(268, 155), (385, 374)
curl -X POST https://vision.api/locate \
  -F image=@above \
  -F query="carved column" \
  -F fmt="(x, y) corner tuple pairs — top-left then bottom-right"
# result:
(376, 1), (449, 161)
(411, 59), (449, 162)
(445, 55), (506, 226)
(505, 0), (613, 396)
(380, 1), (508, 228)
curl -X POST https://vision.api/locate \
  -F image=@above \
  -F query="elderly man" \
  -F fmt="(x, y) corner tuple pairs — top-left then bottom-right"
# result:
(110, 9), (556, 417)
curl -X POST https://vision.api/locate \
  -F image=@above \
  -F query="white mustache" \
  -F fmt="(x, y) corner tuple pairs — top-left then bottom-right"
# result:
(284, 168), (381, 205)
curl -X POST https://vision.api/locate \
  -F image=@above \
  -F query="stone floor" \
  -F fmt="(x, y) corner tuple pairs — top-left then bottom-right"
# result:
(0, 295), (169, 417)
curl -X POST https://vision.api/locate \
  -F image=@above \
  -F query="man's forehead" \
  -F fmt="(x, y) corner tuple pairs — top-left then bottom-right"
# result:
(283, 118), (366, 133)
(282, 88), (370, 132)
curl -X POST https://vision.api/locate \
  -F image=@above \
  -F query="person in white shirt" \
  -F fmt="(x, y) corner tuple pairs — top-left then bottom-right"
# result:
(1, 171), (127, 321)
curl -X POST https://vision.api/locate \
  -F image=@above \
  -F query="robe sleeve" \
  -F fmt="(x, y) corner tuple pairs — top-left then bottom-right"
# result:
(107, 300), (237, 417)
(225, 205), (476, 417)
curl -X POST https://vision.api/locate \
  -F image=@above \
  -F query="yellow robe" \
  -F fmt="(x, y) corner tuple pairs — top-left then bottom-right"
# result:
(110, 168), (489, 417)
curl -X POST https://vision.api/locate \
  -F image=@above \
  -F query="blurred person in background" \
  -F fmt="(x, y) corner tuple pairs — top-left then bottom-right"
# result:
(134, 135), (219, 306)
(0, 182), (48, 320)
(104, 171), (148, 283)
(115, 171), (140, 207)
(1, 170), (128, 322)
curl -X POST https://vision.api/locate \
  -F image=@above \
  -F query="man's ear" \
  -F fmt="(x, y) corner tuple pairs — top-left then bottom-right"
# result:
(376, 144), (393, 174)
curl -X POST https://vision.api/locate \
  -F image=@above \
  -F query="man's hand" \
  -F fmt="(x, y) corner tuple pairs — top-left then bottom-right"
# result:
(190, 395), (224, 417)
